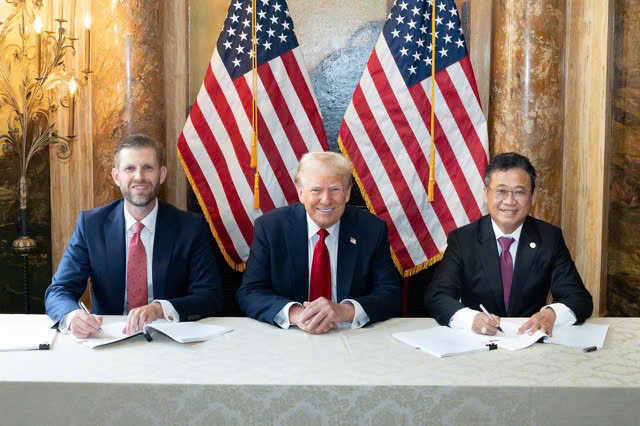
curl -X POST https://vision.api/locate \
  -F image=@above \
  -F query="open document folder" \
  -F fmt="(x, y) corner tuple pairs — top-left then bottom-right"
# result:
(392, 326), (493, 358)
(78, 321), (232, 349)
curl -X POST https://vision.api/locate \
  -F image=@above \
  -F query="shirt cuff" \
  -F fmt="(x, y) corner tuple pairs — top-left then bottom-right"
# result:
(153, 299), (180, 322)
(542, 303), (577, 326)
(449, 307), (479, 331)
(340, 299), (369, 329)
(58, 309), (80, 332)
(274, 301), (303, 329)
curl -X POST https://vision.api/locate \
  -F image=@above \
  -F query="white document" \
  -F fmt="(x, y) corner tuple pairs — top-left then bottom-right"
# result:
(491, 319), (547, 351)
(544, 323), (609, 349)
(0, 326), (57, 351)
(393, 326), (490, 358)
(80, 321), (232, 349)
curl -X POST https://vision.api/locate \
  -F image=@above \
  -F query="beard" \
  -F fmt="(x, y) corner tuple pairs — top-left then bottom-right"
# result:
(120, 179), (160, 207)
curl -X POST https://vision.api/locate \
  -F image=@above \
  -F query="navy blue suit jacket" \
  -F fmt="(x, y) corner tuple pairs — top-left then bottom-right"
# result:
(45, 200), (223, 324)
(236, 203), (401, 326)
(426, 215), (593, 325)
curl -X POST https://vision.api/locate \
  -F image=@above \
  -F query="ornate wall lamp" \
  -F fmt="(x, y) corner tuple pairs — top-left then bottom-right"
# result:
(0, 0), (91, 313)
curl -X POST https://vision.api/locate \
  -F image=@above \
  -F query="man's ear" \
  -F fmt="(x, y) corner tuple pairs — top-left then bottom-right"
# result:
(111, 168), (119, 186)
(160, 166), (167, 185)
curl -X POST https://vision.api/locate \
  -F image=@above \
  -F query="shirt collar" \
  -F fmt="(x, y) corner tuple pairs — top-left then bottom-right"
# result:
(123, 199), (158, 235)
(490, 218), (523, 242)
(306, 214), (340, 241)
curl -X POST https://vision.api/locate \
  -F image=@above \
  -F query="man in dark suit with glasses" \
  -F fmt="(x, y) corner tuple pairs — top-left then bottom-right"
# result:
(426, 152), (592, 336)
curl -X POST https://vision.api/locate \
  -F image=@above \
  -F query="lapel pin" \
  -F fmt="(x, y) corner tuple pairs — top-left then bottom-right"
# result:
(530, 242), (536, 248)
(350, 237), (357, 245)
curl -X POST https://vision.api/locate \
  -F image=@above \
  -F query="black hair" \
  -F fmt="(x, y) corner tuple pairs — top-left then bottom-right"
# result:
(484, 152), (536, 192)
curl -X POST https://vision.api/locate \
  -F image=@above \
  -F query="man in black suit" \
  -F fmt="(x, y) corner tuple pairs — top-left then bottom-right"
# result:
(426, 152), (592, 336)
(237, 152), (401, 334)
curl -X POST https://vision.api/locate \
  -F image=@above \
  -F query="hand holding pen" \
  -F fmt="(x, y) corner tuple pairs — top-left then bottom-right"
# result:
(472, 304), (502, 335)
(70, 301), (103, 339)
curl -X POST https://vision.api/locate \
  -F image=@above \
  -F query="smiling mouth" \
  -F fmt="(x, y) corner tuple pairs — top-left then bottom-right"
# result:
(317, 207), (334, 213)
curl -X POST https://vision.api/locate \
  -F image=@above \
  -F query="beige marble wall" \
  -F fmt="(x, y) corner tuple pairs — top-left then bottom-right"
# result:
(489, 0), (566, 226)
(608, 0), (640, 316)
(91, 0), (165, 207)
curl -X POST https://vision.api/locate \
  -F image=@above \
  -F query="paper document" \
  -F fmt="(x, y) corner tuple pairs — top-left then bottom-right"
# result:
(393, 326), (490, 358)
(80, 320), (232, 349)
(490, 319), (547, 351)
(0, 326), (57, 351)
(544, 323), (609, 349)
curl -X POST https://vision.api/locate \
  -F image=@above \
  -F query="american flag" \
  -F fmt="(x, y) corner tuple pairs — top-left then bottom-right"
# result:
(338, 0), (488, 276)
(178, 0), (328, 271)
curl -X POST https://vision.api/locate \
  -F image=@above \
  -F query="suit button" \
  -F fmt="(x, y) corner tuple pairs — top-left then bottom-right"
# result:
(168, 315), (174, 321)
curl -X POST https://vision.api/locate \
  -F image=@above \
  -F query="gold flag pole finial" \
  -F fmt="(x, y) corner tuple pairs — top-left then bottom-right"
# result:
(251, 0), (260, 209)
(427, 0), (436, 203)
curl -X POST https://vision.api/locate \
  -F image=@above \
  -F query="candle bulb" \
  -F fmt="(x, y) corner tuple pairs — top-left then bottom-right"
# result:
(34, 16), (43, 78)
(70, 0), (76, 37)
(58, 0), (64, 21)
(84, 15), (91, 72)
(68, 78), (77, 137)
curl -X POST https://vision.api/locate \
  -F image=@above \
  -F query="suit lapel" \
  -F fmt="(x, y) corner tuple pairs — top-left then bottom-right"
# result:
(152, 202), (172, 300)
(105, 201), (126, 306)
(478, 216), (506, 315)
(509, 216), (538, 316)
(290, 204), (310, 302)
(336, 207), (357, 302)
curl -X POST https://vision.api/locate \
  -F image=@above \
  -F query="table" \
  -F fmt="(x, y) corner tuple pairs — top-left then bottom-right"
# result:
(1, 315), (639, 425)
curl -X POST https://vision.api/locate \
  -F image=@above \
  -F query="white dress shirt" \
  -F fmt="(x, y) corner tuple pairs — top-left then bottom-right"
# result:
(274, 215), (369, 329)
(59, 200), (179, 331)
(449, 219), (577, 331)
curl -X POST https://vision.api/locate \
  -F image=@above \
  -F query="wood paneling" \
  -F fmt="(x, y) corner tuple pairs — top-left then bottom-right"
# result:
(562, 0), (615, 316)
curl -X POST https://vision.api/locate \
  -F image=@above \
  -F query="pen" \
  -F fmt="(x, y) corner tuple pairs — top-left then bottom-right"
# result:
(479, 304), (503, 333)
(79, 301), (102, 330)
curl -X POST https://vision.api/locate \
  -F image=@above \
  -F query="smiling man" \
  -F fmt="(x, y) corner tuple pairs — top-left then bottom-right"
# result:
(237, 152), (401, 334)
(45, 134), (223, 338)
(426, 152), (593, 336)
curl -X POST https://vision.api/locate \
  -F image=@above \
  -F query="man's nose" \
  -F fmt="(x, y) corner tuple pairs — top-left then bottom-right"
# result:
(320, 190), (330, 204)
(502, 191), (516, 203)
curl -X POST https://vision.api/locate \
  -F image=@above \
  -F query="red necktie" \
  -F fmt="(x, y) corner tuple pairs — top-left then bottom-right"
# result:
(309, 229), (331, 302)
(127, 221), (148, 312)
(498, 236), (514, 310)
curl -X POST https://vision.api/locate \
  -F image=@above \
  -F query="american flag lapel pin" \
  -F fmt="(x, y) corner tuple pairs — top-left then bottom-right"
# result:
(350, 237), (357, 245)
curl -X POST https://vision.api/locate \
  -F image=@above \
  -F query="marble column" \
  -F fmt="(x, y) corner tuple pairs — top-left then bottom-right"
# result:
(488, 0), (565, 225)
(91, 0), (166, 206)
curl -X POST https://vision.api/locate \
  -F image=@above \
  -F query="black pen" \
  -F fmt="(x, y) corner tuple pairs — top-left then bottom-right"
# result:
(479, 304), (504, 333)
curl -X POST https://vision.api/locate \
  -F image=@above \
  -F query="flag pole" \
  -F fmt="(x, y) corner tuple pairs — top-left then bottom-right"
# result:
(251, 0), (260, 209)
(427, 0), (436, 202)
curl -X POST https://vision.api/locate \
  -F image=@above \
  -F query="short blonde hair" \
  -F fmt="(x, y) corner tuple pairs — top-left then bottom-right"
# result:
(295, 151), (353, 189)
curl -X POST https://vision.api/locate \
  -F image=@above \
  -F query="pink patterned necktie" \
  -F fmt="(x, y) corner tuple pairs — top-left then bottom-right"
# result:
(127, 221), (147, 312)
(498, 236), (514, 310)
(309, 229), (331, 302)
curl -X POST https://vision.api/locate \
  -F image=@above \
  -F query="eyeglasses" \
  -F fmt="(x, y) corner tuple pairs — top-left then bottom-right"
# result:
(486, 186), (531, 201)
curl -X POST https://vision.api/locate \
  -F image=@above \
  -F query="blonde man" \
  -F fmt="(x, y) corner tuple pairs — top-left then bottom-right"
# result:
(237, 152), (401, 334)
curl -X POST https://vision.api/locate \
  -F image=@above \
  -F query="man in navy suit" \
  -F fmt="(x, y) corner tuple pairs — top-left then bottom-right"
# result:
(45, 134), (223, 338)
(237, 152), (401, 334)
(426, 152), (593, 336)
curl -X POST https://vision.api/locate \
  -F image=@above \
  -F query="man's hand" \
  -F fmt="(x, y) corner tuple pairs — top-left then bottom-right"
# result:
(70, 309), (103, 338)
(123, 302), (164, 335)
(519, 308), (556, 336)
(291, 298), (354, 334)
(472, 312), (501, 335)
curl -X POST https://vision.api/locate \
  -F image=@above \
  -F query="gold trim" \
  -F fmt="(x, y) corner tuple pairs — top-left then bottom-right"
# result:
(337, 136), (443, 277)
(177, 149), (246, 272)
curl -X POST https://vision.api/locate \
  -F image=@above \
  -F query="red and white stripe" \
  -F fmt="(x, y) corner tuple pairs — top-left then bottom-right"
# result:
(339, 36), (488, 275)
(179, 47), (328, 270)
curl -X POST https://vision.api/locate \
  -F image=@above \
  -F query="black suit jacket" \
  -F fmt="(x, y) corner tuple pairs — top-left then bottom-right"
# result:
(45, 200), (224, 324)
(236, 203), (402, 326)
(426, 215), (593, 325)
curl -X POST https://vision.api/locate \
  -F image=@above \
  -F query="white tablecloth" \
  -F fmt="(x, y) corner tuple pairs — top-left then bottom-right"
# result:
(1, 315), (638, 425)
